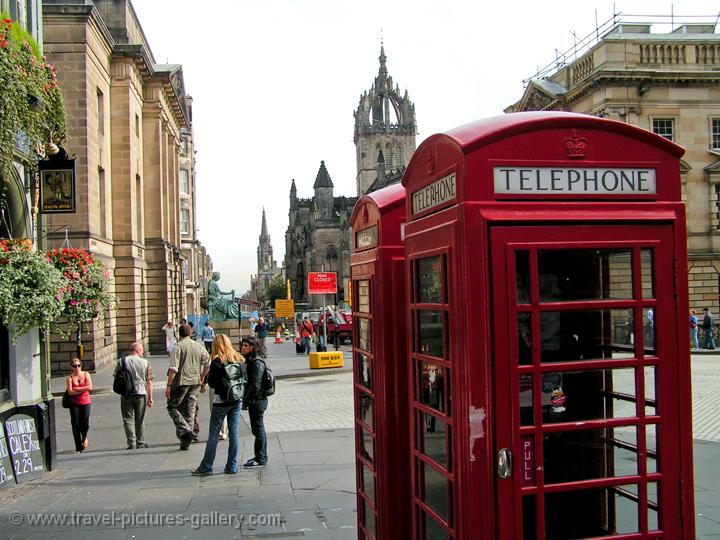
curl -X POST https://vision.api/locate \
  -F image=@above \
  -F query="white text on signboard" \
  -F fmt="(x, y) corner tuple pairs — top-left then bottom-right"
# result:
(412, 173), (456, 215)
(493, 167), (656, 195)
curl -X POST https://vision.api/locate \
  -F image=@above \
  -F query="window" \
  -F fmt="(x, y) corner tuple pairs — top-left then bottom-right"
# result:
(98, 167), (106, 237)
(651, 118), (674, 142)
(715, 185), (720, 230)
(136, 175), (143, 240)
(135, 114), (140, 138)
(712, 118), (720, 150)
(180, 137), (188, 155)
(179, 169), (189, 194)
(96, 88), (104, 135)
(180, 208), (190, 235)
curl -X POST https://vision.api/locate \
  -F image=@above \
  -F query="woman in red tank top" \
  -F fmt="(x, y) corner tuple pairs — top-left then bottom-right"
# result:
(66, 358), (93, 452)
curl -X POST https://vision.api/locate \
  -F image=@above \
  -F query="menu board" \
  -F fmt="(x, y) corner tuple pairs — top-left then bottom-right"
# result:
(0, 430), (13, 490)
(4, 414), (44, 483)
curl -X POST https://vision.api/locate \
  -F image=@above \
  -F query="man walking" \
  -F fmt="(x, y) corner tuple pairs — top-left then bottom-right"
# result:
(254, 316), (270, 357)
(115, 342), (154, 449)
(166, 323), (210, 450)
(201, 321), (215, 353)
(299, 316), (315, 355)
(703, 307), (716, 350)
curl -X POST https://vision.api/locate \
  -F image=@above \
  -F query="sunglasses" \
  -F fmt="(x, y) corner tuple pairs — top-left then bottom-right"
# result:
(71, 364), (81, 368)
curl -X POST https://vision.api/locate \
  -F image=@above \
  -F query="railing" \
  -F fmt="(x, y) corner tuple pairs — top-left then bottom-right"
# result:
(639, 44), (687, 64)
(523, 11), (718, 85)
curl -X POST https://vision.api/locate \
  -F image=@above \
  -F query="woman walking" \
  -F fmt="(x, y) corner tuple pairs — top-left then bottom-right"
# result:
(66, 358), (92, 452)
(241, 336), (269, 468)
(191, 334), (245, 475)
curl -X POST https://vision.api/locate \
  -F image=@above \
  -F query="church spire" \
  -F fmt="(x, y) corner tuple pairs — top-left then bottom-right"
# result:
(313, 160), (334, 189)
(260, 207), (269, 238)
(378, 42), (387, 78)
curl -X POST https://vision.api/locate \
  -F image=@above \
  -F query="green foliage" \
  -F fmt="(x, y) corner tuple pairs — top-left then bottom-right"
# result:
(0, 15), (68, 176)
(265, 275), (288, 306)
(0, 240), (65, 340)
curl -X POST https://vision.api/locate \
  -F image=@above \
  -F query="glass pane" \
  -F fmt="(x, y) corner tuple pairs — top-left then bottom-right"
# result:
(644, 366), (656, 416)
(363, 498), (376, 537)
(358, 318), (371, 351)
(361, 463), (375, 503)
(648, 482), (659, 530)
(516, 250), (530, 304)
(522, 495), (537, 540)
(360, 427), (374, 464)
(419, 362), (447, 414)
(538, 249), (633, 302)
(425, 512), (449, 540)
(517, 312), (532, 365)
(544, 427), (638, 484)
(358, 390), (373, 429)
(417, 256), (444, 303)
(422, 461), (450, 522)
(543, 368), (637, 424)
(358, 353), (372, 389)
(419, 411), (448, 468)
(647, 424), (658, 473)
(641, 249), (655, 299)
(643, 308), (655, 353)
(357, 280), (370, 313)
(519, 373), (534, 426)
(545, 485), (639, 537)
(419, 310), (444, 357)
(540, 309), (635, 363)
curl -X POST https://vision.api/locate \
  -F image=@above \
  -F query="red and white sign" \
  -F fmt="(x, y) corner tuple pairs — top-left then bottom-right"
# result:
(308, 272), (337, 294)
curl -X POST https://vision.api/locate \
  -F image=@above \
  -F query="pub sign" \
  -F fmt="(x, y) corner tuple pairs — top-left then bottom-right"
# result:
(38, 157), (76, 213)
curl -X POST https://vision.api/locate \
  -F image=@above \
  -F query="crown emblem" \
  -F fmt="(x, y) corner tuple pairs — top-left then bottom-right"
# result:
(562, 130), (589, 159)
(425, 148), (437, 177)
(361, 207), (369, 226)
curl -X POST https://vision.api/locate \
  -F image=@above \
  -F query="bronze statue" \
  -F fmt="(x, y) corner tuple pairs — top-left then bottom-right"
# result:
(207, 271), (239, 321)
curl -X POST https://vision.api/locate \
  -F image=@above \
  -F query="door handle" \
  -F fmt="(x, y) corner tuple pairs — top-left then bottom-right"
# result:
(497, 448), (513, 479)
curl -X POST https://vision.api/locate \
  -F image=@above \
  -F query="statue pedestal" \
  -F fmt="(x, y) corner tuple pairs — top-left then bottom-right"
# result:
(211, 319), (246, 349)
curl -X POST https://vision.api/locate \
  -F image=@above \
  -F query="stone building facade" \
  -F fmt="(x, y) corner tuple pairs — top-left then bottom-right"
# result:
(283, 46), (416, 306)
(284, 162), (356, 306)
(42, 0), (210, 364)
(506, 18), (720, 313)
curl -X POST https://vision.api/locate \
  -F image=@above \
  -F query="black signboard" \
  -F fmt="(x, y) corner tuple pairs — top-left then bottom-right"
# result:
(4, 414), (44, 483)
(0, 430), (14, 490)
(38, 156), (76, 213)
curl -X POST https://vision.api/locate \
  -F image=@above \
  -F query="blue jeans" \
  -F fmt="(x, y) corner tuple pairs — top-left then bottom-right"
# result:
(197, 401), (241, 473)
(302, 336), (311, 355)
(249, 399), (268, 464)
(690, 327), (699, 349)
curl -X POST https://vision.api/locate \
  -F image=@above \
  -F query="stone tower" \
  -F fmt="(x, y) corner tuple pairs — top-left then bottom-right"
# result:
(354, 44), (417, 196)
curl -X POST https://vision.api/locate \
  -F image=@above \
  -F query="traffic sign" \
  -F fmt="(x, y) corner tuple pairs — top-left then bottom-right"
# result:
(275, 299), (295, 318)
(308, 272), (337, 294)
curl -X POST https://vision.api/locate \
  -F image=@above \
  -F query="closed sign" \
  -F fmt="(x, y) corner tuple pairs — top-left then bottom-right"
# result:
(308, 272), (338, 294)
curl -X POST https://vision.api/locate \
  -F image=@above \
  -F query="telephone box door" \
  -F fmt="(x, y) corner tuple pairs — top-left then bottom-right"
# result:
(490, 224), (683, 539)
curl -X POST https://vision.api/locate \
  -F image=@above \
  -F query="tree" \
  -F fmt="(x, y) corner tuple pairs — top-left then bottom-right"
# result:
(265, 275), (288, 306)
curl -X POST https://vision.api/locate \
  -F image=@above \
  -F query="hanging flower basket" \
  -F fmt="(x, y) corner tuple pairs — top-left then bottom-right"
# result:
(0, 239), (65, 340)
(46, 247), (117, 332)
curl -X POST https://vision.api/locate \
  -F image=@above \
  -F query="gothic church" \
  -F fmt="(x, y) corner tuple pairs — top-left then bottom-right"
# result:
(282, 46), (417, 306)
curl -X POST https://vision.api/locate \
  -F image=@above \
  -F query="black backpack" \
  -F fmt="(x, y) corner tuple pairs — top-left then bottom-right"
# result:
(258, 359), (276, 397)
(221, 362), (246, 403)
(113, 357), (135, 398)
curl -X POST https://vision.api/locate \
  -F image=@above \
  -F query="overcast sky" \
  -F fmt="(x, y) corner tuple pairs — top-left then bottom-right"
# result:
(131, 0), (715, 295)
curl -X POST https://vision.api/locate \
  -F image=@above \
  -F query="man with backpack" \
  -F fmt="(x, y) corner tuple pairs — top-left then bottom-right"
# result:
(113, 342), (154, 449)
(241, 336), (271, 468)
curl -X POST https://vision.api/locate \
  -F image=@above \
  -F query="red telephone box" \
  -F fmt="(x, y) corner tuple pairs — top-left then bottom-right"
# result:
(401, 112), (695, 539)
(350, 183), (410, 539)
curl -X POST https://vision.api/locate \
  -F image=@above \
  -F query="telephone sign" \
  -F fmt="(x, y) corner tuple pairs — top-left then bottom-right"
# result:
(308, 272), (337, 294)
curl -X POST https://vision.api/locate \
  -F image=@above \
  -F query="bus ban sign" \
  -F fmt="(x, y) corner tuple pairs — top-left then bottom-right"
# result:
(308, 272), (337, 294)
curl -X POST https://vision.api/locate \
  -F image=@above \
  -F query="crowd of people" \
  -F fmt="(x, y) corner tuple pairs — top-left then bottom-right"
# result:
(65, 320), (271, 474)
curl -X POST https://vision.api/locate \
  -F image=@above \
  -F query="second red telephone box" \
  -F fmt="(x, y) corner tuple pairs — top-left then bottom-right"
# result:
(350, 183), (410, 539)
(400, 112), (694, 539)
